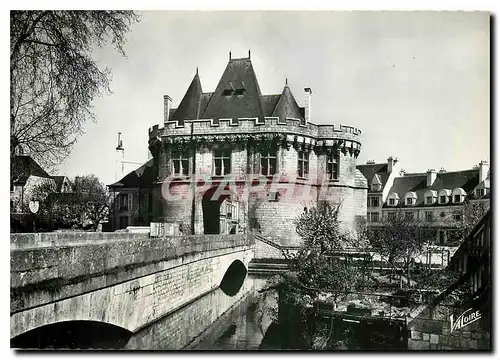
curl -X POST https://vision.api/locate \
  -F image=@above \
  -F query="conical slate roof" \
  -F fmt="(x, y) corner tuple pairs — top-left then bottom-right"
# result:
(272, 85), (304, 121)
(171, 72), (203, 123)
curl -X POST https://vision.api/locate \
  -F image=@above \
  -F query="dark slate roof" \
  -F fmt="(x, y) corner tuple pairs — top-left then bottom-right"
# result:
(272, 85), (305, 121)
(169, 56), (307, 122)
(261, 94), (281, 116)
(199, 92), (213, 116)
(384, 175), (428, 207)
(201, 57), (265, 120)
(171, 73), (203, 123)
(108, 159), (156, 189)
(428, 169), (479, 194)
(356, 163), (390, 191)
(384, 169), (480, 208)
(12, 156), (51, 184)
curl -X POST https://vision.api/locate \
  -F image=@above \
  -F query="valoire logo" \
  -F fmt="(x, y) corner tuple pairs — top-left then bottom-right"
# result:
(450, 308), (482, 332)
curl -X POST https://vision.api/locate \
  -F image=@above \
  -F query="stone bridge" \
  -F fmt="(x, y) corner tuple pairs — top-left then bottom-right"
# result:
(10, 232), (254, 347)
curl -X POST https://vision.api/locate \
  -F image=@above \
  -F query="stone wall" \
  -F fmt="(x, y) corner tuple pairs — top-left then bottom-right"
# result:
(408, 302), (490, 350)
(11, 232), (254, 339)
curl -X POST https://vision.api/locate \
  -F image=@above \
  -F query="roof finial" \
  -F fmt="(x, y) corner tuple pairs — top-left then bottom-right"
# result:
(229, 51), (232, 60)
(196, 66), (198, 75)
(248, 49), (251, 58)
(285, 78), (288, 86)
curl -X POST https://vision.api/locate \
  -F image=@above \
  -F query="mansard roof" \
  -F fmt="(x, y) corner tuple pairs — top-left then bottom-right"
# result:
(170, 54), (306, 122)
(428, 169), (479, 194)
(384, 169), (480, 207)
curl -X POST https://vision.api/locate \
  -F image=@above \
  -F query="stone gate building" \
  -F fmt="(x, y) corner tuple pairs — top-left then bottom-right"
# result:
(148, 52), (368, 246)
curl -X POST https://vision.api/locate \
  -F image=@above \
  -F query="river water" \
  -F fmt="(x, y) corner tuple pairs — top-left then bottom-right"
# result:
(126, 274), (277, 350)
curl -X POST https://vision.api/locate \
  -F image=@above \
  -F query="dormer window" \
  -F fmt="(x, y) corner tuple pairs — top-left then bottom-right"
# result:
(438, 189), (451, 204)
(387, 193), (399, 206)
(424, 190), (437, 205)
(405, 192), (417, 206)
(452, 188), (466, 204)
(476, 188), (486, 197)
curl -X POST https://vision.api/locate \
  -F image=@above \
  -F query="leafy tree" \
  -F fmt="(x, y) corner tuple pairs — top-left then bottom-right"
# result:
(365, 207), (436, 289)
(447, 198), (490, 244)
(258, 202), (371, 349)
(10, 11), (139, 170)
(28, 174), (111, 231)
(73, 175), (113, 231)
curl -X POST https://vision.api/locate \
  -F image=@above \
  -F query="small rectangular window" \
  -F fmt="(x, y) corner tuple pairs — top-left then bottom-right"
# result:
(297, 150), (310, 178)
(406, 198), (414, 205)
(371, 212), (380, 223)
(327, 152), (339, 180)
(440, 195), (447, 204)
(261, 151), (277, 176)
(426, 196), (433, 204)
(454, 194), (461, 203)
(172, 151), (189, 176)
(370, 197), (380, 207)
(214, 149), (231, 175)
(387, 212), (396, 221)
(453, 213), (462, 222)
(388, 198), (395, 206)
(425, 211), (433, 222)
(405, 212), (414, 221)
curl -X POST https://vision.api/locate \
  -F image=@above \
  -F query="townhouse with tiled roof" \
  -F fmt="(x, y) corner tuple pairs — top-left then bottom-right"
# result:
(356, 156), (400, 224)
(147, 51), (368, 246)
(108, 158), (156, 230)
(368, 160), (490, 247)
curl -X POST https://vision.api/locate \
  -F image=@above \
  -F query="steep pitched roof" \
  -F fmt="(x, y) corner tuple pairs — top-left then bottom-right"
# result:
(170, 72), (203, 123)
(384, 175), (428, 207)
(428, 169), (479, 194)
(384, 169), (480, 207)
(12, 156), (51, 184)
(108, 159), (156, 189)
(261, 94), (281, 116)
(356, 163), (390, 191)
(200, 57), (265, 120)
(271, 85), (305, 121)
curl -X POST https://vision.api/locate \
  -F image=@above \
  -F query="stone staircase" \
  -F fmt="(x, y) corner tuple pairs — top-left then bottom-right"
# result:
(247, 258), (290, 276)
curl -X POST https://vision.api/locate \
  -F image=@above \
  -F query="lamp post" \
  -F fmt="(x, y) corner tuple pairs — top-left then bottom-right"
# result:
(29, 198), (39, 232)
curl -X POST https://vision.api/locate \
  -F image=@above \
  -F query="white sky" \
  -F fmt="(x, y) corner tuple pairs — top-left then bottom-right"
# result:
(56, 11), (490, 184)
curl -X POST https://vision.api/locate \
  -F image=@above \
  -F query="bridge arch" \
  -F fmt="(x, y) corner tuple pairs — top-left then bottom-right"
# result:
(219, 259), (248, 296)
(11, 320), (133, 349)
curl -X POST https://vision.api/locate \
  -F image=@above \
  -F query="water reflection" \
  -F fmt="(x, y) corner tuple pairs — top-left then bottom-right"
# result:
(126, 275), (271, 350)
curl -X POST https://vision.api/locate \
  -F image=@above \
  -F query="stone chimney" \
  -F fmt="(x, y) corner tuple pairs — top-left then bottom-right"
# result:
(164, 95), (172, 124)
(387, 156), (398, 173)
(304, 88), (312, 123)
(479, 160), (489, 183)
(426, 169), (437, 187)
